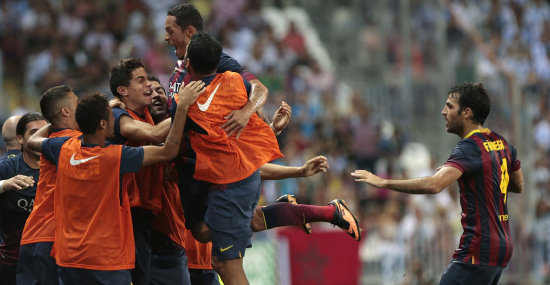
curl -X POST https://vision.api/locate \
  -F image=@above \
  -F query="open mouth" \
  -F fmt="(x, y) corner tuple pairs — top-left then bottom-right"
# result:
(144, 90), (152, 97)
(152, 97), (163, 106)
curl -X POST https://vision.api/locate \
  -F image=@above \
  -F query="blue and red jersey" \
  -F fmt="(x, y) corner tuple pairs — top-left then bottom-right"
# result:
(0, 154), (39, 266)
(444, 128), (520, 267)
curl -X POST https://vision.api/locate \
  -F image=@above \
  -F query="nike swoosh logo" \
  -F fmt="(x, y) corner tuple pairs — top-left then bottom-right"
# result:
(197, 83), (221, 112)
(70, 153), (100, 166)
(220, 244), (234, 252)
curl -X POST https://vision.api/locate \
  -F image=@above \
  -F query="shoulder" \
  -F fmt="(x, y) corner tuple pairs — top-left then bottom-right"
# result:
(0, 155), (18, 168)
(0, 154), (19, 177)
(112, 108), (131, 120)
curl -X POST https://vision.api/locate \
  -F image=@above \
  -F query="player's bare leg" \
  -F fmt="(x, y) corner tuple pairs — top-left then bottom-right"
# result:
(211, 256), (248, 285)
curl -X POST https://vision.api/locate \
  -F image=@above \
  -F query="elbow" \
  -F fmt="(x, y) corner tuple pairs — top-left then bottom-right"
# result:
(427, 186), (441, 195)
(152, 133), (166, 145)
(426, 183), (444, 195)
(166, 146), (178, 160)
(510, 182), (524, 194)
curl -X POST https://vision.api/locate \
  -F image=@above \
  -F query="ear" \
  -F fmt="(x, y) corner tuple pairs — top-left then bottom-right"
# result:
(17, 134), (24, 145)
(187, 25), (197, 37)
(99, 119), (107, 131)
(61, 106), (70, 118)
(463, 107), (473, 120)
(117, 86), (128, 97)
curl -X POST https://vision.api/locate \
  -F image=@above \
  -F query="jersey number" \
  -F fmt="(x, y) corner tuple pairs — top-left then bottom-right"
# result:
(500, 158), (509, 204)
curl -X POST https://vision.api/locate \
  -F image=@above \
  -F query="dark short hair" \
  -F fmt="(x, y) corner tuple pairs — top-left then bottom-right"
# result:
(147, 74), (165, 91)
(109, 58), (145, 98)
(167, 4), (203, 32)
(448, 82), (491, 125)
(76, 93), (111, 134)
(16, 112), (46, 136)
(40, 85), (73, 123)
(187, 32), (222, 74)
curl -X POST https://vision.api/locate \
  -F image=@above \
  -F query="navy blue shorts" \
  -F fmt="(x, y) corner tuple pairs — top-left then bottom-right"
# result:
(150, 248), (191, 285)
(439, 262), (504, 285)
(189, 269), (220, 285)
(131, 208), (152, 285)
(17, 242), (59, 285)
(205, 170), (261, 261)
(178, 169), (211, 229)
(58, 267), (131, 285)
(0, 262), (16, 285)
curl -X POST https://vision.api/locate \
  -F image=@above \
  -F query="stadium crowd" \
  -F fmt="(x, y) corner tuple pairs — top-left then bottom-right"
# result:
(0, 0), (549, 284)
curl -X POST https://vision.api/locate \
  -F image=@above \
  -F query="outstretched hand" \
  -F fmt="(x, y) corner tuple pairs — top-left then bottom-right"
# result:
(351, 170), (385, 188)
(301, 156), (329, 177)
(271, 101), (291, 135)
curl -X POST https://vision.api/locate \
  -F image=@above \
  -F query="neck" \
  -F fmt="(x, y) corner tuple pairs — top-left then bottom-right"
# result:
(123, 100), (146, 116)
(82, 133), (106, 147)
(22, 151), (40, 169)
(461, 124), (485, 139)
(192, 72), (216, 81)
(52, 119), (78, 131)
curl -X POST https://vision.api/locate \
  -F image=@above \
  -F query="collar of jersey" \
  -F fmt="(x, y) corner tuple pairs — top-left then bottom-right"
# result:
(464, 128), (490, 139)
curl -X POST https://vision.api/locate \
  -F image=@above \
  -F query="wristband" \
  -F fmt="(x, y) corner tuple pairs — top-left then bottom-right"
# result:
(0, 180), (4, 194)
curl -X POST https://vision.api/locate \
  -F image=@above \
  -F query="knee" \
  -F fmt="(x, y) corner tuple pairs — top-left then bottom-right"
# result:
(211, 257), (224, 274)
(250, 206), (265, 232)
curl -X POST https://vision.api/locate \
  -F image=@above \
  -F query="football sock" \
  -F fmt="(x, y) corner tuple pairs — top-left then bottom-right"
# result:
(261, 203), (335, 230)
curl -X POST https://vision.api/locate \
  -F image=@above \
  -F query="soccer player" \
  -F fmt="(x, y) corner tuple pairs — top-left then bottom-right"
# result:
(0, 112), (47, 285)
(351, 82), (524, 285)
(1, 115), (22, 160)
(18, 85), (81, 285)
(26, 82), (203, 284)
(146, 74), (192, 285)
(165, 3), (271, 137)
(181, 32), (361, 285)
(109, 58), (190, 284)
(165, 2), (359, 242)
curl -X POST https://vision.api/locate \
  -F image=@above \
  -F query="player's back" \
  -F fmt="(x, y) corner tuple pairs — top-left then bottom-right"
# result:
(186, 71), (283, 184)
(21, 129), (82, 245)
(446, 129), (519, 267)
(53, 137), (134, 270)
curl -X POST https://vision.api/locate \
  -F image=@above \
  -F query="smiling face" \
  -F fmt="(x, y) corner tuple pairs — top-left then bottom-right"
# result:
(441, 92), (464, 136)
(165, 15), (193, 59)
(149, 80), (168, 119)
(120, 67), (152, 111)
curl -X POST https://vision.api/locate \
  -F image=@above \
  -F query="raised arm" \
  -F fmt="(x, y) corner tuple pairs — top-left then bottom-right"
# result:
(27, 123), (52, 153)
(141, 81), (204, 166)
(351, 165), (462, 195)
(508, 169), (523, 194)
(260, 156), (328, 180)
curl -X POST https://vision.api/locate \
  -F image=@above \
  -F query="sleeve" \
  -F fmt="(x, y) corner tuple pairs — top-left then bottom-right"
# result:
(443, 140), (482, 174)
(217, 53), (257, 81)
(112, 108), (132, 139)
(120, 145), (144, 174)
(509, 144), (521, 172)
(41, 137), (71, 166)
